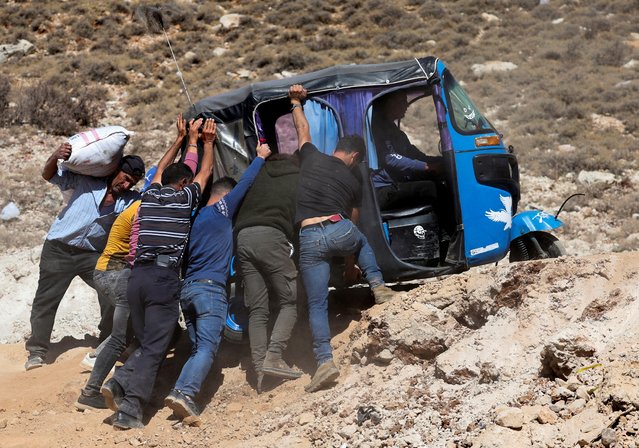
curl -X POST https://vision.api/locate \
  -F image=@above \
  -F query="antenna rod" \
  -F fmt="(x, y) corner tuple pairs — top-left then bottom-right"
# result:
(162, 26), (194, 109)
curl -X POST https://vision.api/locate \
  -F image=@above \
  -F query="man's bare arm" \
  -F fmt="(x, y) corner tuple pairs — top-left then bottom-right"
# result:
(289, 84), (311, 149)
(150, 114), (194, 185)
(193, 119), (216, 188)
(42, 143), (72, 181)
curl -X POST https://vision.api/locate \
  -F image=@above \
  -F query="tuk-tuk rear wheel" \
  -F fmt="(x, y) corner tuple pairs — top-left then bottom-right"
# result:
(509, 232), (566, 262)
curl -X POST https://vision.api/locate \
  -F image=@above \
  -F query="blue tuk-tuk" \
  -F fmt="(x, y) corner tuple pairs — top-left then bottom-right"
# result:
(185, 56), (565, 284)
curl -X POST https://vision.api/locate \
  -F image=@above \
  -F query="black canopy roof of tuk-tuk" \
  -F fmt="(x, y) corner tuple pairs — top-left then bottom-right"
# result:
(185, 56), (438, 120)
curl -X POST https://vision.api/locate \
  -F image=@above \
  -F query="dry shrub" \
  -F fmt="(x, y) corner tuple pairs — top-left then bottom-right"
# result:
(73, 18), (94, 39)
(418, 1), (447, 19)
(127, 87), (162, 107)
(595, 41), (628, 66)
(369, 1), (404, 27)
(276, 47), (319, 72)
(245, 51), (276, 70)
(16, 78), (106, 135)
(583, 17), (611, 39)
(82, 60), (128, 85)
(0, 75), (10, 116)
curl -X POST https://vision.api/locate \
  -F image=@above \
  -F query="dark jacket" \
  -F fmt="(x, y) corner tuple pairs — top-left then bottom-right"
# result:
(235, 157), (299, 241)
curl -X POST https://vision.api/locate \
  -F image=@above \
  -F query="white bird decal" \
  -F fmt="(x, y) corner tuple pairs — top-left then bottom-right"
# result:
(485, 195), (512, 230)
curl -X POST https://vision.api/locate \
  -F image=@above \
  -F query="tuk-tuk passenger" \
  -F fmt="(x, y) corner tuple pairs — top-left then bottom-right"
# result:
(371, 91), (442, 210)
(288, 84), (397, 393)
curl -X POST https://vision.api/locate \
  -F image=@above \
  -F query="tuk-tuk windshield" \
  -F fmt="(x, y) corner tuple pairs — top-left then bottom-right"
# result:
(443, 69), (495, 135)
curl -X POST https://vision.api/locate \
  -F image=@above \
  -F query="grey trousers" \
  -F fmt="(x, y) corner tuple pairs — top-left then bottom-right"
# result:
(84, 268), (131, 395)
(236, 226), (298, 372)
(26, 240), (114, 357)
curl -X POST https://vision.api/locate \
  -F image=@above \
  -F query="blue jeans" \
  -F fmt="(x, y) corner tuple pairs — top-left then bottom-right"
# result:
(299, 219), (384, 365)
(173, 281), (228, 398)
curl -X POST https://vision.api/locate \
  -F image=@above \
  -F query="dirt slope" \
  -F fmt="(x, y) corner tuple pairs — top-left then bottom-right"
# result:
(1, 251), (637, 448)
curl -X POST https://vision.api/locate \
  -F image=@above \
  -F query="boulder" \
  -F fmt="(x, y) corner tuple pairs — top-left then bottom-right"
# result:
(298, 412), (314, 426)
(537, 407), (558, 425)
(220, 13), (244, 29)
(0, 39), (34, 63)
(435, 348), (480, 384)
(591, 113), (626, 133)
(472, 425), (532, 447)
(556, 406), (609, 446)
(213, 47), (227, 57)
(365, 304), (449, 362)
(481, 13), (500, 22)
(471, 61), (517, 76)
(494, 407), (524, 430)
(577, 170), (616, 186)
(600, 428), (617, 447)
(567, 398), (587, 414)
(540, 333), (596, 379)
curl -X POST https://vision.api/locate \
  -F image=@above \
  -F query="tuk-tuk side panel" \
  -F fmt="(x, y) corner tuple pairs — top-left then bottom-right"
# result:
(436, 61), (513, 266)
(454, 151), (512, 265)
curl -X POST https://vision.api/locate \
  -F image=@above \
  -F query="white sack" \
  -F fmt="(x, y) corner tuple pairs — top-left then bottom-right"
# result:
(62, 126), (134, 177)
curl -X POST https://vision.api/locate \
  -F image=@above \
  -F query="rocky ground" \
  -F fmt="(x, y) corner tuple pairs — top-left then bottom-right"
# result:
(0, 251), (637, 447)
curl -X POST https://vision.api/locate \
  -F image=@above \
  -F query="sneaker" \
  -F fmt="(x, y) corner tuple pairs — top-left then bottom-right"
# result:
(25, 355), (44, 371)
(163, 389), (180, 407)
(80, 352), (115, 375)
(80, 352), (96, 371)
(304, 360), (340, 393)
(75, 390), (107, 411)
(112, 410), (143, 430)
(371, 285), (396, 305)
(262, 352), (303, 380)
(164, 389), (200, 420)
(101, 378), (124, 412)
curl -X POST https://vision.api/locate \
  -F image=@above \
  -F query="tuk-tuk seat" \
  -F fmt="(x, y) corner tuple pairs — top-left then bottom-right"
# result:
(380, 204), (433, 220)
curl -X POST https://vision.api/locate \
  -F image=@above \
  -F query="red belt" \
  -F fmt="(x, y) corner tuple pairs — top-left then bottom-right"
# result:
(306, 214), (345, 229)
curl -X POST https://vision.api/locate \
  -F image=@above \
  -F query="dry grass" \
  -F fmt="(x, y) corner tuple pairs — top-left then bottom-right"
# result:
(0, 0), (635, 143)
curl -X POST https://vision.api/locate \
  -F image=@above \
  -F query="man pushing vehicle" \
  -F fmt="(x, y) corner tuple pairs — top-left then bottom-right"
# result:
(288, 84), (397, 393)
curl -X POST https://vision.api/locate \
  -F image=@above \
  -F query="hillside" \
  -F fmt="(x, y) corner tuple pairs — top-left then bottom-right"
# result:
(0, 1), (638, 447)
(0, 0), (637, 254)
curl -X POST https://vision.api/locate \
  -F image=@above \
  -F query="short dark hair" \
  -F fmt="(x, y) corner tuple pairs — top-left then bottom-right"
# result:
(335, 135), (365, 158)
(211, 176), (237, 196)
(162, 162), (194, 186)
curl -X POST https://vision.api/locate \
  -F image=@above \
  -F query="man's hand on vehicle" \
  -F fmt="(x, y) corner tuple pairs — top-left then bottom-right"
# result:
(256, 143), (272, 159)
(176, 114), (187, 139)
(201, 119), (217, 144)
(288, 84), (307, 103)
(187, 118), (204, 144)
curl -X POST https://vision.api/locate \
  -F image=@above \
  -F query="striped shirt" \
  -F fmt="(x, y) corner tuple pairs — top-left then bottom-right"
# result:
(134, 182), (201, 268)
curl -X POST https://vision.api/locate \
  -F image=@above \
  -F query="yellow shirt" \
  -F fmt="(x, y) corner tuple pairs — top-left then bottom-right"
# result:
(95, 200), (141, 271)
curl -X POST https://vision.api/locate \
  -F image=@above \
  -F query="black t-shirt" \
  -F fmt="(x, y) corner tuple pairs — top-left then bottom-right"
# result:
(295, 142), (362, 224)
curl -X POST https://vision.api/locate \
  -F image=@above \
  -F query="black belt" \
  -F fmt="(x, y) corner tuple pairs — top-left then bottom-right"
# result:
(137, 255), (175, 269)
(183, 278), (226, 288)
